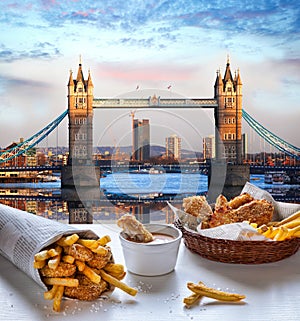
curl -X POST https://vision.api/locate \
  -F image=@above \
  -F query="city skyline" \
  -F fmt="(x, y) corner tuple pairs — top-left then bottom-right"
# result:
(0, 1), (299, 152)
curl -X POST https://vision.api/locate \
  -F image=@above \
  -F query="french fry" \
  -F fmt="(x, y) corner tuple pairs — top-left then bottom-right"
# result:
(77, 239), (110, 254)
(48, 254), (61, 270)
(183, 282), (204, 307)
(183, 292), (203, 307)
(47, 246), (62, 258)
(273, 226), (288, 241)
(75, 259), (85, 272)
(91, 245), (109, 255)
(34, 250), (50, 261)
(104, 263), (126, 280)
(34, 233), (133, 312)
(56, 233), (79, 246)
(273, 211), (300, 227)
(104, 263), (125, 275)
(281, 218), (300, 229)
(76, 239), (99, 250)
(44, 285), (59, 300)
(99, 269), (137, 296)
(97, 235), (111, 246)
(289, 225), (300, 237)
(257, 224), (269, 234)
(53, 285), (64, 312)
(82, 265), (101, 284)
(294, 230), (300, 238)
(267, 221), (279, 226)
(43, 277), (79, 287)
(268, 227), (280, 239)
(187, 282), (245, 302)
(62, 255), (75, 264)
(262, 226), (273, 238)
(33, 259), (46, 269)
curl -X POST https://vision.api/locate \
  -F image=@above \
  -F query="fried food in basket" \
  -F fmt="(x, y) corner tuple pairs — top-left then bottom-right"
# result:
(183, 281), (245, 308)
(181, 193), (274, 229)
(227, 193), (254, 209)
(117, 214), (154, 242)
(182, 196), (213, 221)
(33, 233), (137, 312)
(252, 210), (300, 241)
(209, 194), (274, 228)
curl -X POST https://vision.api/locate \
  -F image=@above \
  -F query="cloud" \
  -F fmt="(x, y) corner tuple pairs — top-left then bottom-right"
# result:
(93, 61), (197, 83)
(1, 0), (299, 60)
(0, 43), (61, 62)
(0, 74), (52, 98)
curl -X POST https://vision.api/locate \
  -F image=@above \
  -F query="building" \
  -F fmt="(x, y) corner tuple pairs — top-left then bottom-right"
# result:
(166, 134), (181, 160)
(214, 56), (243, 164)
(0, 138), (35, 167)
(132, 119), (150, 161)
(203, 135), (215, 160)
(62, 58), (100, 187)
(67, 58), (94, 166)
(242, 133), (248, 160)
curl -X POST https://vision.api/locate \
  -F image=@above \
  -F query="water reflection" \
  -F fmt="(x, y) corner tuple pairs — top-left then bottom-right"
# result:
(0, 187), (176, 224)
(0, 173), (299, 224)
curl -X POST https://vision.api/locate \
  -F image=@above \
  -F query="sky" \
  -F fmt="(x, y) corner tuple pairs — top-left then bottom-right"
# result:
(0, 0), (299, 153)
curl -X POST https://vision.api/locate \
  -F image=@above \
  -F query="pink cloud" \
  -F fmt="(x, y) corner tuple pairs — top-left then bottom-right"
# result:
(94, 62), (197, 82)
(73, 11), (89, 17)
(71, 8), (102, 17)
(41, 0), (58, 9)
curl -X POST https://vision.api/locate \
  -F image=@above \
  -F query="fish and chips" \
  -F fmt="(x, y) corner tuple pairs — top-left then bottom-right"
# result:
(33, 233), (137, 312)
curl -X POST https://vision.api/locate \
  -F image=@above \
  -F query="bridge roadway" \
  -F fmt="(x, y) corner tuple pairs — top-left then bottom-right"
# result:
(0, 165), (61, 172)
(92, 97), (218, 109)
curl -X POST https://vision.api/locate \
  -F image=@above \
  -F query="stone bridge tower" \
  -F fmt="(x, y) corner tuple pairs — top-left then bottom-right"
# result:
(61, 58), (100, 187)
(67, 59), (94, 165)
(214, 57), (243, 164)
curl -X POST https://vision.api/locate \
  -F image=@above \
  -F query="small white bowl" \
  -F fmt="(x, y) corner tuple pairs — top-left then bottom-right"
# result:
(119, 223), (182, 276)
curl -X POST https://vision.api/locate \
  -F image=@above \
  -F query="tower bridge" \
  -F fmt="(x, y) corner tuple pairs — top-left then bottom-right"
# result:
(63, 56), (246, 191)
(1, 57), (299, 197)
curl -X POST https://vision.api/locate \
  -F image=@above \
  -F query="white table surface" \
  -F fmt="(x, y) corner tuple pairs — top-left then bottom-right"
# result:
(1, 223), (299, 321)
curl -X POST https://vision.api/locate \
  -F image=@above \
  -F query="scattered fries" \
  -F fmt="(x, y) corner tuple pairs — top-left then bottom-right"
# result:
(33, 233), (137, 312)
(183, 281), (245, 307)
(99, 269), (138, 296)
(183, 282), (204, 308)
(252, 211), (300, 241)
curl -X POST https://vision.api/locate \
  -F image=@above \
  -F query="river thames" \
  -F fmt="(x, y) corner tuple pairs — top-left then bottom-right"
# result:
(0, 173), (299, 224)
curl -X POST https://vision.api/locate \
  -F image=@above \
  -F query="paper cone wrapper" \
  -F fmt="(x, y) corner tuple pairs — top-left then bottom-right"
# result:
(0, 203), (114, 296)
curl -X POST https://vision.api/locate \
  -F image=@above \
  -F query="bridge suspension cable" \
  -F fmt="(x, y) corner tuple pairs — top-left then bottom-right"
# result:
(1, 108), (299, 163)
(242, 109), (300, 160)
(0, 110), (68, 164)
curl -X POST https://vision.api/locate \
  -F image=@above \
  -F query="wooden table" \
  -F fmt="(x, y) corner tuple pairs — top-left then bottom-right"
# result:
(1, 223), (299, 321)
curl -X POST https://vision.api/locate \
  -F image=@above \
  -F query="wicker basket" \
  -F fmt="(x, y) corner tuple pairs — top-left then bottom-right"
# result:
(174, 219), (300, 264)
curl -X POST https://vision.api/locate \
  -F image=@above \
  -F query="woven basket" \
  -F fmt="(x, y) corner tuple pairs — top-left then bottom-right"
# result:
(174, 219), (300, 264)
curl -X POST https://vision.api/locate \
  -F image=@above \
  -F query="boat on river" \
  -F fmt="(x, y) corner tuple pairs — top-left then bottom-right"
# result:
(264, 171), (290, 185)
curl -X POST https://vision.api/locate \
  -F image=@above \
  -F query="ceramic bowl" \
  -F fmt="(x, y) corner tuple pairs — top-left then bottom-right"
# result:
(119, 223), (182, 276)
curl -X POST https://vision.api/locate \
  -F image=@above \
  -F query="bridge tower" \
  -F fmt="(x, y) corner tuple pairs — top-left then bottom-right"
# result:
(67, 58), (94, 165)
(61, 58), (100, 187)
(208, 57), (249, 201)
(214, 56), (243, 164)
